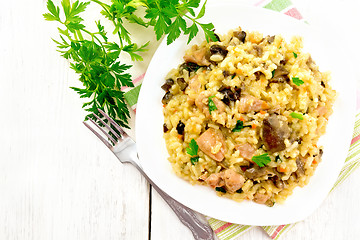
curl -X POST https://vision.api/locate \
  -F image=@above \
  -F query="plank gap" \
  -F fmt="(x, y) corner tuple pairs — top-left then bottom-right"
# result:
(148, 186), (152, 240)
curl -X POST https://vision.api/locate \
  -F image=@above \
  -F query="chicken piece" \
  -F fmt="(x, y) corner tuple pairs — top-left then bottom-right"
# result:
(187, 75), (202, 105)
(212, 98), (226, 114)
(205, 173), (224, 188)
(253, 192), (271, 204)
(198, 172), (209, 181)
(183, 46), (210, 66)
(316, 106), (327, 116)
(196, 128), (227, 162)
(235, 143), (256, 161)
(189, 75), (201, 92)
(195, 91), (210, 115)
(262, 114), (290, 153)
(195, 91), (226, 118)
(238, 95), (269, 113)
(223, 169), (245, 193)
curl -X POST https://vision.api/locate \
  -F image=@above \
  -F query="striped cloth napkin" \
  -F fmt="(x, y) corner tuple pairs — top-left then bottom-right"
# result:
(122, 0), (360, 239)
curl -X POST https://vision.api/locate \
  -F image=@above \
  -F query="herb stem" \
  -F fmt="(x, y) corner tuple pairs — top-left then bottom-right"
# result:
(76, 30), (84, 41)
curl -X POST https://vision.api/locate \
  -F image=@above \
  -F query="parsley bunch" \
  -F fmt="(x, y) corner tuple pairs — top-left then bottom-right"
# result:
(44, 0), (216, 128)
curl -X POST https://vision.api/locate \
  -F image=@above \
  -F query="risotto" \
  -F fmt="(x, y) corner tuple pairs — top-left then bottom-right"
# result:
(161, 27), (336, 206)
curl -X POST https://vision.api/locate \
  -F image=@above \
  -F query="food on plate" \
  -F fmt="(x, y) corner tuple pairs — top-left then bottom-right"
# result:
(161, 27), (336, 206)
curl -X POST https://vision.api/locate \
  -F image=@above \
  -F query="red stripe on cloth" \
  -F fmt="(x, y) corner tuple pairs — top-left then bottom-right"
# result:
(270, 225), (285, 239)
(351, 134), (360, 145)
(255, 0), (266, 6)
(121, 72), (146, 91)
(214, 222), (233, 234)
(284, 8), (303, 20)
(133, 72), (146, 85)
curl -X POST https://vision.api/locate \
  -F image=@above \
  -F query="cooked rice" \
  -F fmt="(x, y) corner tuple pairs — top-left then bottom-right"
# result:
(161, 27), (336, 206)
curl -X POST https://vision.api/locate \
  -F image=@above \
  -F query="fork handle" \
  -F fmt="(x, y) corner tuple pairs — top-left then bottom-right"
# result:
(132, 163), (216, 240)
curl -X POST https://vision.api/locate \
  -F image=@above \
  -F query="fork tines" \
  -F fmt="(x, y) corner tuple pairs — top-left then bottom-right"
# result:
(97, 109), (127, 137)
(83, 108), (128, 148)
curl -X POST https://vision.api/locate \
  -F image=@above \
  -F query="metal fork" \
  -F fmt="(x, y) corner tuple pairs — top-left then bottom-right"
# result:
(83, 109), (215, 240)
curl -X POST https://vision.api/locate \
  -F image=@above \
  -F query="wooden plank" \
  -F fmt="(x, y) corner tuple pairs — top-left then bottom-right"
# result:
(150, 189), (195, 240)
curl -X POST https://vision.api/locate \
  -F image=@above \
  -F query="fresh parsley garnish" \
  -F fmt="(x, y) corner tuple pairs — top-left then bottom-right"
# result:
(293, 52), (298, 58)
(190, 156), (199, 165)
(44, 0), (216, 128)
(215, 187), (226, 193)
(186, 139), (199, 165)
(271, 70), (275, 78)
(208, 96), (218, 114)
(252, 153), (271, 167)
(292, 77), (304, 86)
(186, 139), (198, 156)
(290, 112), (304, 120)
(232, 120), (251, 132)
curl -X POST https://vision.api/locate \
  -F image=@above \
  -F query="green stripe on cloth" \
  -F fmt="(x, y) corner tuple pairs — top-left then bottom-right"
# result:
(208, 218), (226, 229)
(124, 84), (142, 107)
(207, 218), (253, 239)
(264, 0), (292, 12)
(352, 117), (360, 136)
(220, 225), (252, 240)
(332, 162), (360, 191)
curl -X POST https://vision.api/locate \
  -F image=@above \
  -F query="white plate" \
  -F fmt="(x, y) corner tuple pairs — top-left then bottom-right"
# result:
(136, 1), (356, 226)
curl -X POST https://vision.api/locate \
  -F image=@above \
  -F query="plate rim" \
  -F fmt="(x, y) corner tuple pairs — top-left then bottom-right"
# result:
(135, 1), (357, 226)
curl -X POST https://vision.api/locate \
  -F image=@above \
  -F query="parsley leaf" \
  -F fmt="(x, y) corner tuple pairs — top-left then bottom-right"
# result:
(292, 77), (304, 86)
(252, 153), (271, 167)
(143, 0), (216, 44)
(186, 139), (199, 156)
(232, 120), (251, 132)
(290, 112), (304, 120)
(43, 0), (60, 21)
(208, 96), (218, 114)
(293, 52), (298, 58)
(190, 156), (199, 165)
(186, 139), (199, 165)
(185, 23), (199, 44)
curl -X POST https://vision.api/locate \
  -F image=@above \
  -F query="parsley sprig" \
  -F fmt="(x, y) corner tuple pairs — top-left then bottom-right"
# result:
(208, 96), (217, 114)
(232, 120), (251, 132)
(290, 112), (304, 120)
(292, 77), (304, 86)
(186, 139), (199, 165)
(44, 0), (216, 128)
(252, 153), (271, 167)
